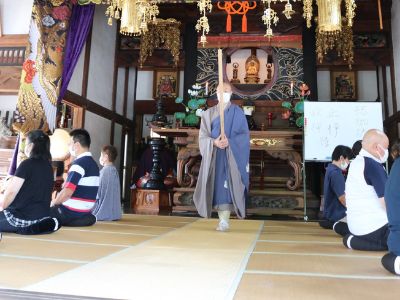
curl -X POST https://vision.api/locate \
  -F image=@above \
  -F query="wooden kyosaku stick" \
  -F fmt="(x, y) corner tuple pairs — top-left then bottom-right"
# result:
(217, 48), (225, 137)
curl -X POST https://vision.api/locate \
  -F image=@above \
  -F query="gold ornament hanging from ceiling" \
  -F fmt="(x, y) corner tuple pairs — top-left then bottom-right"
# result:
(314, 0), (356, 69)
(104, 0), (160, 36)
(139, 18), (181, 68)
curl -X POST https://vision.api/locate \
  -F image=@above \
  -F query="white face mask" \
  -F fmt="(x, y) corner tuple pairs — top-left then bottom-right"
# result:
(377, 144), (389, 164)
(218, 92), (231, 104)
(69, 145), (76, 157)
(340, 161), (349, 170)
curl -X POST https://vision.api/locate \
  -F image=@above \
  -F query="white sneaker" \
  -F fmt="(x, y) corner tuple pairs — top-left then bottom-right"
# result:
(216, 220), (229, 232)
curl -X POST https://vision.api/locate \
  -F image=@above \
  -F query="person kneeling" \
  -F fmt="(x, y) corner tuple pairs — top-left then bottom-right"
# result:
(50, 129), (99, 227)
(0, 130), (60, 235)
(319, 145), (353, 237)
(344, 129), (389, 251)
(381, 141), (400, 275)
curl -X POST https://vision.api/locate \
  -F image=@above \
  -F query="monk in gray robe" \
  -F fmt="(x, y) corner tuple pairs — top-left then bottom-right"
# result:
(193, 82), (250, 231)
(92, 145), (122, 221)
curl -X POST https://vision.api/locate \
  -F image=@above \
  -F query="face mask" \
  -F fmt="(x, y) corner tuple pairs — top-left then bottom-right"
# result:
(377, 145), (389, 163)
(69, 145), (76, 157)
(219, 92), (231, 104)
(340, 161), (349, 170)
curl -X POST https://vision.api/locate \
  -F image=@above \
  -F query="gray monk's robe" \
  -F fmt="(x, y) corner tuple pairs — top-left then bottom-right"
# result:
(92, 165), (122, 221)
(193, 102), (250, 219)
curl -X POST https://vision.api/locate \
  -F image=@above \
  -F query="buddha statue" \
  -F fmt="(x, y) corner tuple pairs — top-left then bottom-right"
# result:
(244, 49), (260, 84)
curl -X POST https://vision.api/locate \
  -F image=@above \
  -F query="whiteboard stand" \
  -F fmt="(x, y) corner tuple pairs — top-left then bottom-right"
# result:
(302, 130), (308, 222)
(302, 160), (308, 222)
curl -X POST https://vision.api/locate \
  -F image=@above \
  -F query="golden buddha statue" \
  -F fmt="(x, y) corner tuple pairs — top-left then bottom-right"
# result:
(244, 49), (260, 84)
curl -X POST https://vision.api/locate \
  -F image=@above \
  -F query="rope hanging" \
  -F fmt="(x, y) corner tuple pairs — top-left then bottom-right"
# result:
(217, 1), (257, 33)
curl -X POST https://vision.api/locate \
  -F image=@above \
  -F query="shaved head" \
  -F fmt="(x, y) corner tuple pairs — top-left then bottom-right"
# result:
(216, 82), (232, 94)
(362, 129), (389, 160)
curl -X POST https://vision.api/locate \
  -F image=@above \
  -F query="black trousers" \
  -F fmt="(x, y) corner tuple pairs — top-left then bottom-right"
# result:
(50, 205), (96, 227)
(319, 219), (350, 237)
(381, 252), (400, 275)
(343, 224), (389, 251)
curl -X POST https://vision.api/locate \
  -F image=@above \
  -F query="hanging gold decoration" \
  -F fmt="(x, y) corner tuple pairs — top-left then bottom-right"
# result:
(103, 0), (160, 36)
(139, 18), (181, 68)
(316, 18), (354, 69)
(195, 0), (212, 47)
(260, 0), (298, 39)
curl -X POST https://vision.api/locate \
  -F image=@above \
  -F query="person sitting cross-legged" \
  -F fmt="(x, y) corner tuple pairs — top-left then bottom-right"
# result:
(381, 140), (400, 275)
(50, 129), (99, 227)
(319, 145), (353, 237)
(343, 129), (389, 251)
(0, 130), (60, 235)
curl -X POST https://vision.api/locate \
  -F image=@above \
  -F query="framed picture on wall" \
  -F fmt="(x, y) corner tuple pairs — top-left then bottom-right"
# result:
(153, 69), (179, 99)
(331, 70), (357, 101)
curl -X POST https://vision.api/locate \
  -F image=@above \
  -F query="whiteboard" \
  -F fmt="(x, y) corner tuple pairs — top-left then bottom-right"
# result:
(304, 102), (383, 161)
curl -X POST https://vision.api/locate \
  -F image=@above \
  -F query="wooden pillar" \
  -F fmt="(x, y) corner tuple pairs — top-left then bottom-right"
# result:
(302, 23), (318, 101)
(382, 65), (389, 119)
(183, 22), (198, 101)
(80, 26), (92, 127)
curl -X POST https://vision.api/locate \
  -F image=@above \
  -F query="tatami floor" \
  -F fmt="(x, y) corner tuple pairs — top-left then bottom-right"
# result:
(0, 215), (399, 299)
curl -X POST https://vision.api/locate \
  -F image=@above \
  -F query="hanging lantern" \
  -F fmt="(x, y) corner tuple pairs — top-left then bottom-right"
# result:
(316, 0), (342, 34)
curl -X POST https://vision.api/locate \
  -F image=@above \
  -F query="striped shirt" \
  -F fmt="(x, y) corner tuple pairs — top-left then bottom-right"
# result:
(63, 152), (100, 213)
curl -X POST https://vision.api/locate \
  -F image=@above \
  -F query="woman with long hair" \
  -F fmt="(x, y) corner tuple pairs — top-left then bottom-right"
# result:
(0, 130), (60, 235)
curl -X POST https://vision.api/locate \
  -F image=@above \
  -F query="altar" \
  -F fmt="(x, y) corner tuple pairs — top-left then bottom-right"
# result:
(151, 127), (315, 217)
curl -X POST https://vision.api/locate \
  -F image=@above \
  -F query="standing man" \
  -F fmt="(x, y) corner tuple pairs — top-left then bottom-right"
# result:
(193, 82), (250, 231)
(50, 129), (99, 226)
(344, 129), (389, 250)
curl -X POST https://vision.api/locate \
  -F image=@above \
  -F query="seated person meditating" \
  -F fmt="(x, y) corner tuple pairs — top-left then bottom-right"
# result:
(91, 145), (122, 221)
(50, 129), (99, 227)
(0, 130), (60, 235)
(319, 145), (353, 236)
(381, 140), (400, 275)
(344, 129), (389, 251)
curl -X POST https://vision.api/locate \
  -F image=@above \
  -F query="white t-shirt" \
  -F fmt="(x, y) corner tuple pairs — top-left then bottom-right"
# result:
(345, 149), (388, 236)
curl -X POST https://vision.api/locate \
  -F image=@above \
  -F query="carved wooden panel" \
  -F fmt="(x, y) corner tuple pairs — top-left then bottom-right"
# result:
(0, 66), (21, 94)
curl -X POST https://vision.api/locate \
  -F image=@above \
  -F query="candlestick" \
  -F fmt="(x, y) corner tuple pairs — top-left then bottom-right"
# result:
(205, 81), (209, 96)
(290, 81), (294, 96)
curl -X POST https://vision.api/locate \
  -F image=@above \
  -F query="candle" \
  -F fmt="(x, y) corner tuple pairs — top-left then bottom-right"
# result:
(290, 81), (294, 96)
(205, 81), (208, 96)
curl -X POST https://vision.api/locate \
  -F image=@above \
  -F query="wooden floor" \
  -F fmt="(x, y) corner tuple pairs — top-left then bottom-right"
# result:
(0, 215), (399, 299)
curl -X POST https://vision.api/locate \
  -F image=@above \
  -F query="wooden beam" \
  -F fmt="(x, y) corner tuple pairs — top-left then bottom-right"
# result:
(382, 65), (389, 119)
(123, 66), (129, 117)
(0, 34), (28, 47)
(65, 90), (134, 128)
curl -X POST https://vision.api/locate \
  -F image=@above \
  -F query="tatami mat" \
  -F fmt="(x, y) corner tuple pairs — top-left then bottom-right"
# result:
(25, 219), (263, 300)
(234, 220), (400, 300)
(1, 216), (400, 299)
(234, 274), (400, 300)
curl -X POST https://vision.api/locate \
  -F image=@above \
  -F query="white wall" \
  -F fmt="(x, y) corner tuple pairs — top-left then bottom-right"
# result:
(392, 0), (400, 112)
(85, 111), (111, 163)
(317, 71), (330, 101)
(87, 5), (116, 109)
(0, 95), (17, 111)
(67, 44), (85, 96)
(316, 70), (378, 102)
(0, 0), (33, 34)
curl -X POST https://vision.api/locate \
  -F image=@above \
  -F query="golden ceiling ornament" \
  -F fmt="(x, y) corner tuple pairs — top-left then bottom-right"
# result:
(103, 0), (159, 36)
(261, 0), (298, 39)
(315, 18), (354, 69)
(195, 0), (212, 47)
(139, 18), (181, 68)
(304, 0), (357, 29)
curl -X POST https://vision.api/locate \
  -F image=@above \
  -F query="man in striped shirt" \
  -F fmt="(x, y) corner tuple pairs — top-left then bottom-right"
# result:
(50, 129), (99, 226)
